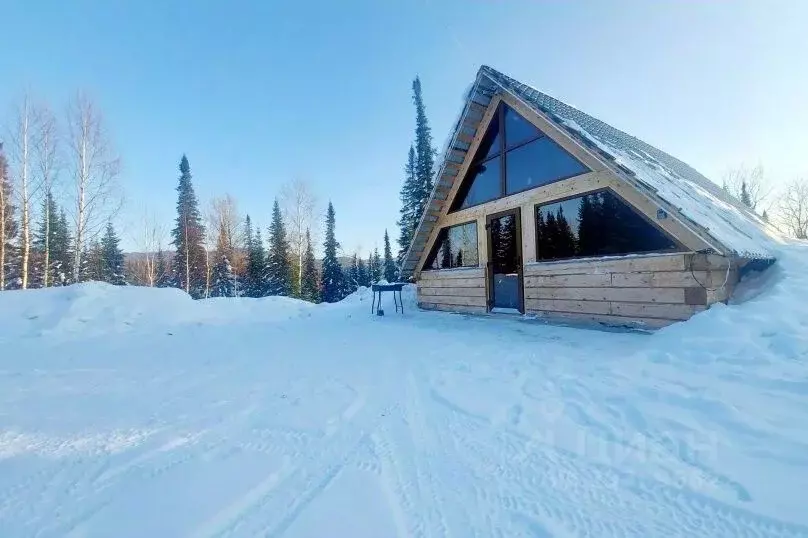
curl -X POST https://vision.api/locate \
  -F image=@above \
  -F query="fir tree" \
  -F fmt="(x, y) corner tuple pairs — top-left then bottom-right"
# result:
(320, 201), (344, 303)
(155, 248), (170, 287)
(397, 145), (418, 261)
(81, 241), (104, 282)
(51, 209), (72, 286)
(346, 253), (360, 295)
(740, 180), (752, 208)
(300, 227), (319, 303)
(266, 199), (292, 296)
(30, 193), (55, 287)
(762, 209), (770, 223)
(412, 76), (436, 212)
(383, 229), (397, 282)
(369, 248), (382, 284)
(244, 216), (267, 297)
(211, 255), (235, 297)
(358, 255), (371, 288)
(171, 155), (207, 298)
(100, 221), (126, 285)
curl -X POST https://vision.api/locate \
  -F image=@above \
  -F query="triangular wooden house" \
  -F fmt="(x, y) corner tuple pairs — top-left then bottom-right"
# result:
(401, 66), (777, 328)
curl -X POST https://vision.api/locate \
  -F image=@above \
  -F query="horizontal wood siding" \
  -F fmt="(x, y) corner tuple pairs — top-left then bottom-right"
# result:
(417, 267), (487, 314)
(523, 253), (738, 328)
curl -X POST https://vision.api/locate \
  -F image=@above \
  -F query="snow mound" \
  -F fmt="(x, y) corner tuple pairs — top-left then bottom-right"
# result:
(0, 283), (315, 341)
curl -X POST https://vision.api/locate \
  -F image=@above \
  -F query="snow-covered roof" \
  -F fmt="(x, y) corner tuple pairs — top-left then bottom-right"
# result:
(402, 66), (778, 277)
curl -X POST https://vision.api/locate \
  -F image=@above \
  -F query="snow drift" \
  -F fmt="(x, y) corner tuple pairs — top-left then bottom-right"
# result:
(0, 244), (807, 537)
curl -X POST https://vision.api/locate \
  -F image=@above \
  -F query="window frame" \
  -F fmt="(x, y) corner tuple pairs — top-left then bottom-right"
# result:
(533, 188), (685, 263)
(422, 220), (480, 271)
(450, 103), (590, 212)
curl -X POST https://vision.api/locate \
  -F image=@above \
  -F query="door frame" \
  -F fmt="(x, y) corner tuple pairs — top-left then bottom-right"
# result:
(485, 208), (525, 313)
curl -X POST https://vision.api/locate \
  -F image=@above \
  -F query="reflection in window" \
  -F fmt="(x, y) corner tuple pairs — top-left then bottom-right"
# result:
(424, 221), (479, 270)
(451, 103), (589, 211)
(506, 137), (589, 195)
(504, 105), (541, 149)
(455, 157), (501, 210)
(536, 190), (679, 261)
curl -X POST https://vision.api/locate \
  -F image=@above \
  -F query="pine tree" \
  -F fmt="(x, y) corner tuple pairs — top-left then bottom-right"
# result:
(357, 254), (370, 287)
(171, 155), (207, 298)
(345, 253), (360, 295)
(320, 202), (344, 303)
(81, 240), (104, 282)
(51, 209), (72, 286)
(383, 229), (397, 282)
(397, 145), (418, 261)
(740, 180), (752, 208)
(412, 76), (436, 215)
(100, 221), (126, 285)
(300, 227), (319, 303)
(762, 209), (770, 223)
(266, 199), (292, 296)
(0, 145), (18, 291)
(32, 192), (60, 287)
(211, 255), (235, 297)
(369, 247), (382, 284)
(244, 216), (267, 298)
(155, 248), (169, 287)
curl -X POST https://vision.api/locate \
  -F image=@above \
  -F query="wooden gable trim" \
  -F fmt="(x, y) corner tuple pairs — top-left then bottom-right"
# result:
(413, 87), (716, 277)
(414, 94), (504, 274)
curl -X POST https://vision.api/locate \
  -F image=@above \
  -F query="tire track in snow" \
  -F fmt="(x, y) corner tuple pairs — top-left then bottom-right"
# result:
(190, 393), (381, 538)
(404, 369), (451, 538)
(440, 407), (808, 538)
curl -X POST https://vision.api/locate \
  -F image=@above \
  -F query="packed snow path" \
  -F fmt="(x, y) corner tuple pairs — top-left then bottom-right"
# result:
(1, 246), (808, 537)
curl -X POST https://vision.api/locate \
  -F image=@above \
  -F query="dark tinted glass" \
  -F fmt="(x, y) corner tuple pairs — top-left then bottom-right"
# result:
(536, 191), (679, 261)
(489, 213), (521, 310)
(506, 137), (589, 195)
(476, 114), (502, 162)
(504, 105), (541, 149)
(454, 156), (501, 210)
(425, 222), (479, 270)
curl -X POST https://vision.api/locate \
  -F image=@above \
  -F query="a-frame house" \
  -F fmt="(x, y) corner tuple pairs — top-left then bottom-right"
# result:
(401, 66), (777, 328)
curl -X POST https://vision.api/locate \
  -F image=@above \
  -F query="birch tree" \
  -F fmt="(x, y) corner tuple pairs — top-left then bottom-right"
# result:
(280, 179), (318, 297)
(66, 92), (121, 283)
(722, 165), (773, 213)
(33, 103), (59, 287)
(777, 179), (808, 239)
(0, 143), (15, 290)
(8, 95), (38, 288)
(128, 208), (166, 286)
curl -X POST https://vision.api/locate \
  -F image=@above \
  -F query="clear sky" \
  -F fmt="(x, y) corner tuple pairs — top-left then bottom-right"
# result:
(3, 0), (806, 253)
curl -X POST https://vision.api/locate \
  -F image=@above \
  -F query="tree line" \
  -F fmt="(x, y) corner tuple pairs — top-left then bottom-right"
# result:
(0, 80), (428, 301)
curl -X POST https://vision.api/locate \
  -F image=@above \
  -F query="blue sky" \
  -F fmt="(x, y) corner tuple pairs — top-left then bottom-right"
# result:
(3, 0), (806, 253)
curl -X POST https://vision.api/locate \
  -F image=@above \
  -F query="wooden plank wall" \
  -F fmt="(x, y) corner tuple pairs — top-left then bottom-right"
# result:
(523, 253), (738, 329)
(417, 267), (487, 314)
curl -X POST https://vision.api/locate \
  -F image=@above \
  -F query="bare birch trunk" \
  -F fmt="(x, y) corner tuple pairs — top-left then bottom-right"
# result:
(9, 96), (34, 289)
(67, 92), (121, 283)
(35, 104), (58, 288)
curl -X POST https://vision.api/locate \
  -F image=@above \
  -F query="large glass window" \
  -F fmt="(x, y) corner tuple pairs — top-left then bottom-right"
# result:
(506, 137), (589, 195)
(424, 221), (479, 270)
(535, 190), (679, 261)
(455, 157), (501, 209)
(451, 103), (589, 211)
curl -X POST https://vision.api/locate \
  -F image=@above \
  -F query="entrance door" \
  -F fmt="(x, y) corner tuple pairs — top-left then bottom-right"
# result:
(486, 210), (524, 313)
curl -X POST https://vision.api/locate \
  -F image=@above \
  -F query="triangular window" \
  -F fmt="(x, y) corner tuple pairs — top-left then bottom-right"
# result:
(450, 103), (590, 212)
(504, 105), (541, 149)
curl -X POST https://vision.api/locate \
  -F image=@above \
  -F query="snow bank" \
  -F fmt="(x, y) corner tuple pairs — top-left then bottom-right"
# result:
(0, 283), (315, 341)
(1, 253), (806, 536)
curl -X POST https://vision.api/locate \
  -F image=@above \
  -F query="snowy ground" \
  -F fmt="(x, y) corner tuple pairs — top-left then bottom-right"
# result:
(2, 245), (808, 538)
